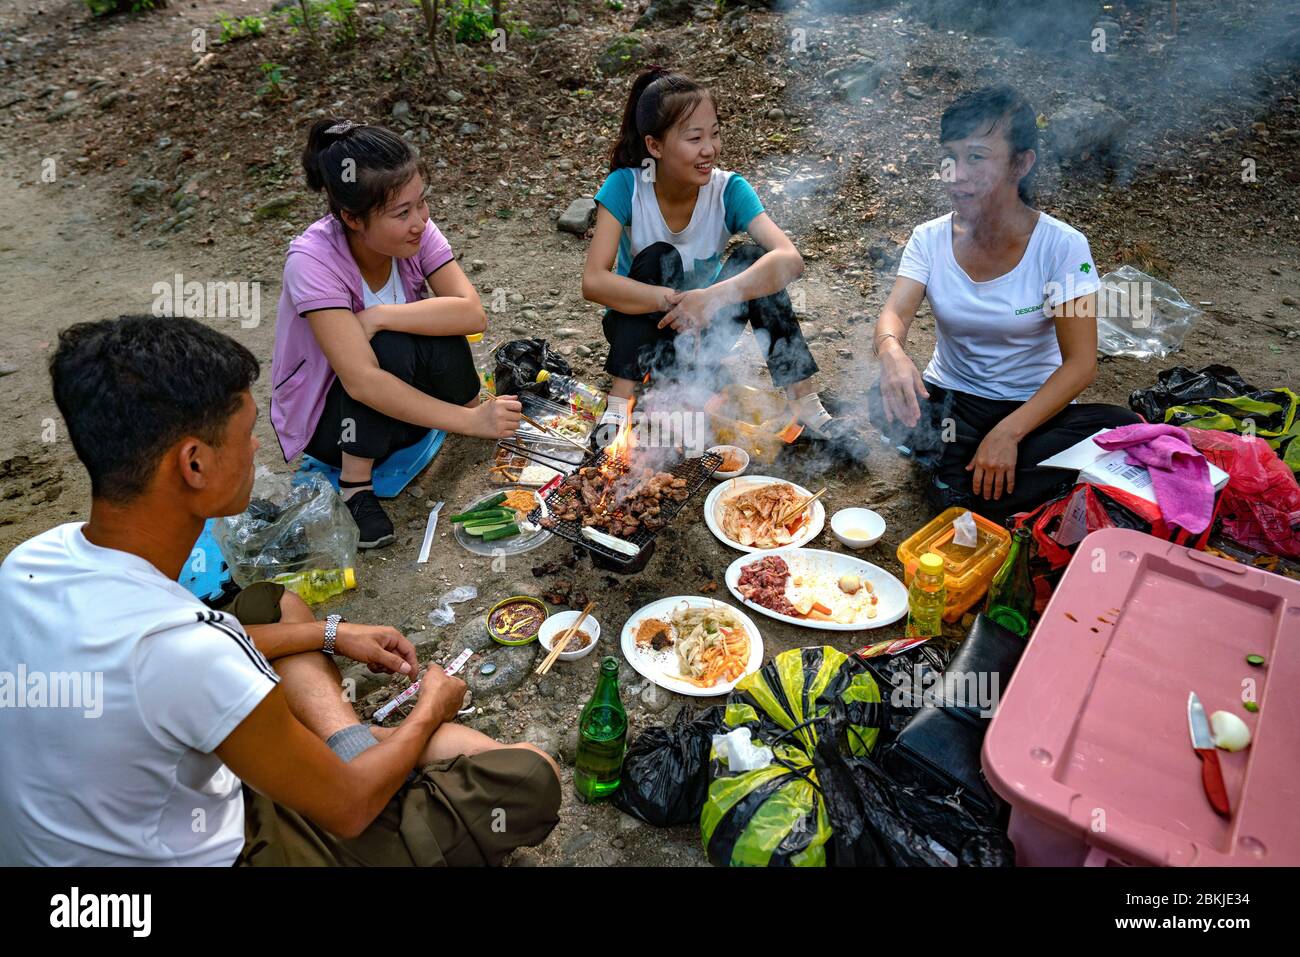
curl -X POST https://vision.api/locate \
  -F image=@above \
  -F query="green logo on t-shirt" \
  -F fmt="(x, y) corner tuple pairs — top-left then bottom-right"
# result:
(1079, 262), (1092, 274)
(1015, 300), (1046, 316)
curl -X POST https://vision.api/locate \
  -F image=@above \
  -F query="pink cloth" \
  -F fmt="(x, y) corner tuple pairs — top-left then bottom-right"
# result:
(269, 215), (454, 461)
(1093, 423), (1215, 533)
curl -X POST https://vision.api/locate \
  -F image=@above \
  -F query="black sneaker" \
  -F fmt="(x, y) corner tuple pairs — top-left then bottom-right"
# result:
(801, 416), (872, 465)
(345, 489), (396, 549)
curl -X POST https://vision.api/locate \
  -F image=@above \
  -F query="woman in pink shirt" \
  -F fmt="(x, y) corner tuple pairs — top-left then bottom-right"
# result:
(270, 120), (521, 547)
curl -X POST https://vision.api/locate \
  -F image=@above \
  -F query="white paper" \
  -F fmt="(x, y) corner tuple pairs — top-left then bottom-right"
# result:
(417, 501), (444, 564)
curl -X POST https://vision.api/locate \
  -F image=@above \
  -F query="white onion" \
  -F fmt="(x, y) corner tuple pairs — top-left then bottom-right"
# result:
(1210, 710), (1252, 752)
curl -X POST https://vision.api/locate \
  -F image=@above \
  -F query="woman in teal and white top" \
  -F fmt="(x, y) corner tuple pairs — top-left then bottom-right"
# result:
(581, 68), (867, 461)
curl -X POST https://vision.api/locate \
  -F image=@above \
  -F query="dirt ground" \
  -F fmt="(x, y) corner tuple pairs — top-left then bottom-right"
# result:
(1, 0), (1297, 866)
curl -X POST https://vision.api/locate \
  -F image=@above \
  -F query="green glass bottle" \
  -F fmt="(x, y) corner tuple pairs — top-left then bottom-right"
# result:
(574, 657), (627, 803)
(984, 528), (1035, 637)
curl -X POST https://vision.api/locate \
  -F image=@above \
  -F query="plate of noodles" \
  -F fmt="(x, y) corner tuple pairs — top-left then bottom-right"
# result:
(620, 596), (764, 697)
(703, 475), (826, 552)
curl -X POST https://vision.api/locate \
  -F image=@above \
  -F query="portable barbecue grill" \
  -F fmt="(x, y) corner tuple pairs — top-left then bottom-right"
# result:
(498, 439), (722, 570)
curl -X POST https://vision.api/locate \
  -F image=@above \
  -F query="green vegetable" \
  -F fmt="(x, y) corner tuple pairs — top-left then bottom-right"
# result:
(1246, 654), (1265, 667)
(450, 507), (514, 524)
(1243, 700), (1259, 713)
(461, 509), (515, 526)
(465, 522), (512, 537)
(482, 523), (521, 542)
(471, 492), (507, 511)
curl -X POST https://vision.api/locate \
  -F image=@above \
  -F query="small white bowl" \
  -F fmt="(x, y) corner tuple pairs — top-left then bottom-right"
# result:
(538, 611), (602, 661)
(708, 445), (750, 479)
(831, 507), (886, 549)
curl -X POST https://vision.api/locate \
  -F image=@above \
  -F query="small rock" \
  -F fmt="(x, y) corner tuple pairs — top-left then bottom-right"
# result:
(1269, 266), (1283, 276)
(407, 484), (425, 498)
(557, 197), (597, 235)
(1283, 296), (1297, 307)
(562, 830), (597, 859)
(0, 362), (18, 377)
(390, 100), (411, 120)
(767, 107), (785, 121)
(563, 6), (581, 24)
(466, 645), (538, 697)
(560, 727), (579, 765)
(597, 35), (649, 76)
(576, 345), (593, 358)
(459, 122), (480, 136)
(128, 179), (167, 205)
(641, 682), (673, 714)
(611, 836), (626, 849)
(446, 89), (465, 104)
(904, 85), (925, 99)
(254, 194), (297, 221)
(520, 308), (539, 322)
(555, 327), (580, 338)
(470, 259), (486, 272)
(536, 675), (559, 698)
(521, 723), (560, 760)
(508, 292), (524, 304)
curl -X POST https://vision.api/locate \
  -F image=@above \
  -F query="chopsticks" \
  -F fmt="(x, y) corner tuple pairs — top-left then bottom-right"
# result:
(520, 412), (590, 453)
(776, 487), (826, 527)
(535, 601), (595, 675)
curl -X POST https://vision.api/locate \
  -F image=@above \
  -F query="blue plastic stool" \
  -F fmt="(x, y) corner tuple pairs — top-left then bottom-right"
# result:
(296, 428), (447, 499)
(179, 518), (233, 603)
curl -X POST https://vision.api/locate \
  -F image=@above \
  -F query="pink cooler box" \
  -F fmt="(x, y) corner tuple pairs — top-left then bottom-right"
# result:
(983, 528), (1300, 866)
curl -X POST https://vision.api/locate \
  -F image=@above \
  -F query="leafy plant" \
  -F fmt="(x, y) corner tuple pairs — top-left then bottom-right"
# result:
(256, 62), (291, 100)
(445, 0), (494, 42)
(216, 14), (266, 43)
(606, 0), (624, 9)
(281, 0), (363, 48)
(82, 0), (165, 15)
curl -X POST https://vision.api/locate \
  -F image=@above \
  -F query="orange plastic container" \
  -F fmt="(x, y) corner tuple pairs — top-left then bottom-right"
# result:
(896, 507), (1011, 623)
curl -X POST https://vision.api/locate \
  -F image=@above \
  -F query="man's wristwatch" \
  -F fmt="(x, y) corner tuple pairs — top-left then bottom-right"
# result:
(323, 614), (344, 655)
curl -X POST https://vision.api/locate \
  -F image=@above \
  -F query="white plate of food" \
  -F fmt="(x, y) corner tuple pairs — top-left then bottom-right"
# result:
(703, 475), (826, 552)
(725, 548), (909, 631)
(620, 595), (764, 698)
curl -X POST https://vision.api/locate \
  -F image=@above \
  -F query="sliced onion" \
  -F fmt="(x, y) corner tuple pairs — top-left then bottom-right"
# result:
(1210, 710), (1252, 752)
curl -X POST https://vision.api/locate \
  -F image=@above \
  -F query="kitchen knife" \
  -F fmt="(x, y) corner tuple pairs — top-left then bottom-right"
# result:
(1187, 692), (1231, 817)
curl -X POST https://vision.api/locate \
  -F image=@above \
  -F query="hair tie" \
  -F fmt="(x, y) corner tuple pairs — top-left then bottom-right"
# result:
(324, 121), (359, 137)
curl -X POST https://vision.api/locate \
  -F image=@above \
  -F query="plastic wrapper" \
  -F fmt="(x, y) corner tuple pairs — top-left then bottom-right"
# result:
(1096, 265), (1201, 360)
(711, 727), (773, 772)
(427, 585), (478, 626)
(613, 706), (725, 828)
(214, 468), (358, 587)
(1186, 428), (1300, 559)
(492, 338), (571, 401)
(952, 509), (978, 547)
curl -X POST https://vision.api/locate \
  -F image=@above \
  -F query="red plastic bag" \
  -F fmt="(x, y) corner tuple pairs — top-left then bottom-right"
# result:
(1012, 483), (1214, 611)
(1186, 428), (1300, 558)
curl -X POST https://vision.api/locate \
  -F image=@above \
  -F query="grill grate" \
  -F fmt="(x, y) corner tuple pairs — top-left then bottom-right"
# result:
(509, 444), (722, 567)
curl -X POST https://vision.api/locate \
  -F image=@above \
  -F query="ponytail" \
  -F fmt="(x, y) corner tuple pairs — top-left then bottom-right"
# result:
(301, 118), (421, 226)
(609, 68), (715, 171)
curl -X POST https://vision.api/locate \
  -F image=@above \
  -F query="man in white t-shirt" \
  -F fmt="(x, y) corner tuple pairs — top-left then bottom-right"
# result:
(0, 315), (559, 866)
(870, 85), (1140, 523)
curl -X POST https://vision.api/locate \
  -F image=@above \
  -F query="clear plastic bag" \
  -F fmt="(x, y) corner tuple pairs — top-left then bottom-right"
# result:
(1096, 265), (1201, 360)
(428, 585), (478, 626)
(213, 467), (358, 586)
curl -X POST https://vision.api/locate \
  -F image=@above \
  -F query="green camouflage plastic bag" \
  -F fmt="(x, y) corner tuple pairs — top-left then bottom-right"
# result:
(701, 646), (884, 867)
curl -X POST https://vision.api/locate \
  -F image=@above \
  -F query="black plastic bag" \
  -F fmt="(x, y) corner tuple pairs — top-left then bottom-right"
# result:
(614, 706), (726, 827)
(814, 705), (1014, 867)
(493, 338), (572, 400)
(1129, 364), (1255, 422)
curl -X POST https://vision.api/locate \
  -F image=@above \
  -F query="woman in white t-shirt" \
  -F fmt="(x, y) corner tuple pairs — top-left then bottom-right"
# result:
(582, 68), (868, 462)
(871, 85), (1139, 522)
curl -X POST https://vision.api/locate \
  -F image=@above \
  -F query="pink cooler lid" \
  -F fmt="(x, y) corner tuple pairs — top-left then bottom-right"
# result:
(983, 528), (1300, 866)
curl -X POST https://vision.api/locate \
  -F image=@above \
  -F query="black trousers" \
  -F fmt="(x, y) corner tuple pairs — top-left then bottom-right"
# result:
(871, 380), (1143, 524)
(304, 330), (480, 466)
(602, 241), (818, 388)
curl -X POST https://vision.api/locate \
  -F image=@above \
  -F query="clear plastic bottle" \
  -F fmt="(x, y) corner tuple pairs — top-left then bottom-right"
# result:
(535, 369), (607, 420)
(466, 333), (495, 395)
(904, 552), (947, 639)
(271, 567), (356, 605)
